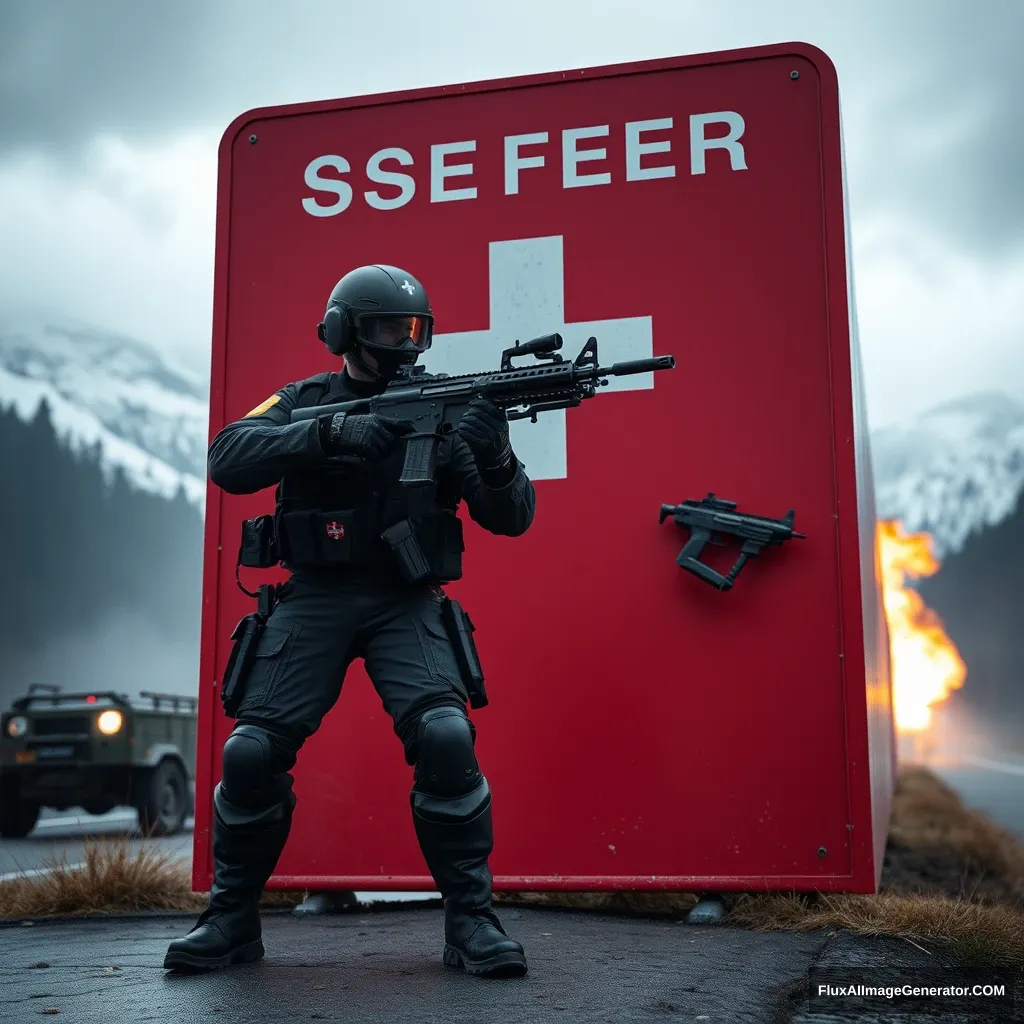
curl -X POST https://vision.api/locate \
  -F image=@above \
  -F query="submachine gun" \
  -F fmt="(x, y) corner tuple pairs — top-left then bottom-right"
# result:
(290, 333), (676, 485)
(659, 493), (806, 591)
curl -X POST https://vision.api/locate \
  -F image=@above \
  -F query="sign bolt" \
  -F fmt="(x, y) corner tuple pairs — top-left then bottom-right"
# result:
(249, 134), (258, 144)
(817, 846), (827, 857)
(790, 70), (800, 80)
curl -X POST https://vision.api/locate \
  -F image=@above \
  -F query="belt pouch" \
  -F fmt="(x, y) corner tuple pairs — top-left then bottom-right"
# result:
(239, 514), (279, 568)
(381, 518), (432, 582)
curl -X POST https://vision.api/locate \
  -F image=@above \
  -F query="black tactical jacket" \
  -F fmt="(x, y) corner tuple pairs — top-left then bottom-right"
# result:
(208, 367), (536, 581)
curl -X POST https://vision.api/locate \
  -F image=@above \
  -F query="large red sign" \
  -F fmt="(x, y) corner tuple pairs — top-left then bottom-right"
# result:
(196, 42), (894, 895)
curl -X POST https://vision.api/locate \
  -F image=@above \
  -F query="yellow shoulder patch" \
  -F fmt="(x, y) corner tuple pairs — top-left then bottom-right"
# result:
(244, 394), (281, 418)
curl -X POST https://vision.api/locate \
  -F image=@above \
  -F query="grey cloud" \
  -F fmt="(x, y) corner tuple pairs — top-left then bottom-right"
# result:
(848, 0), (1024, 258)
(0, 1), (216, 157)
(2, 0), (1022, 257)
(0, 0), (517, 158)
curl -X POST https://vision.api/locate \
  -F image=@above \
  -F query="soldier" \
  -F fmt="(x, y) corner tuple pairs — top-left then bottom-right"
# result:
(164, 265), (534, 978)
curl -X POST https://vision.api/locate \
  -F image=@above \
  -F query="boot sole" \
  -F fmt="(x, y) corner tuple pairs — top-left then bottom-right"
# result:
(163, 938), (265, 972)
(443, 944), (528, 978)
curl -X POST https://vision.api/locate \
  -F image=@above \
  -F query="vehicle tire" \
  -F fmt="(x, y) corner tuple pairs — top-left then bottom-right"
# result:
(0, 796), (41, 839)
(136, 759), (188, 837)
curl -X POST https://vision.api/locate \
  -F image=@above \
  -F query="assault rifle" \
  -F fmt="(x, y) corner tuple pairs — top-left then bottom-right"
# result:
(659, 493), (806, 591)
(290, 333), (675, 486)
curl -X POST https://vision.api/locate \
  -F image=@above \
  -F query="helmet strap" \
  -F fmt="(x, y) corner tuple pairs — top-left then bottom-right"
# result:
(345, 345), (383, 380)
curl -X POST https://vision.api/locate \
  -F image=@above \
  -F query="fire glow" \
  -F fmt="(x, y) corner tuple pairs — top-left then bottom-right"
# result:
(877, 520), (967, 733)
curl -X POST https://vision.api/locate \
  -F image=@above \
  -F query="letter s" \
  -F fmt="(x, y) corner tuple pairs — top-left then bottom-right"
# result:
(365, 147), (415, 210)
(302, 155), (353, 217)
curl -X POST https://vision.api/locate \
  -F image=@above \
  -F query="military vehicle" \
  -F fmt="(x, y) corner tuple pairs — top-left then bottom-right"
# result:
(0, 685), (197, 839)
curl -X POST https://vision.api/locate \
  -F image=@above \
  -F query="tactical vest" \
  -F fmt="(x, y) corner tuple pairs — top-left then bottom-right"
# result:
(240, 370), (466, 586)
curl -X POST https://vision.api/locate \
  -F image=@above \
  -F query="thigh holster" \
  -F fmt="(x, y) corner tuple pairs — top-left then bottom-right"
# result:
(220, 585), (278, 719)
(439, 595), (487, 710)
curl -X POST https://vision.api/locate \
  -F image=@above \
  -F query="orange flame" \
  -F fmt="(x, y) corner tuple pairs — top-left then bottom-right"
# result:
(876, 520), (967, 733)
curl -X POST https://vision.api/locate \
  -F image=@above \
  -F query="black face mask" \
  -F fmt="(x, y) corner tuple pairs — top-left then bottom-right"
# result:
(348, 344), (418, 383)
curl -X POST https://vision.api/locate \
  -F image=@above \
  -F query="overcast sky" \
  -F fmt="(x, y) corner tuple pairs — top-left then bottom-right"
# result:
(1, 0), (1021, 429)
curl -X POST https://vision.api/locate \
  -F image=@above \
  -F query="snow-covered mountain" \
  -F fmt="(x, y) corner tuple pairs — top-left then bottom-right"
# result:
(0, 322), (208, 507)
(871, 392), (1024, 558)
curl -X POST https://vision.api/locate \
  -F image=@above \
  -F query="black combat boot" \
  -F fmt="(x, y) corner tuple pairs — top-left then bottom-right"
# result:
(163, 789), (292, 971)
(413, 796), (528, 978)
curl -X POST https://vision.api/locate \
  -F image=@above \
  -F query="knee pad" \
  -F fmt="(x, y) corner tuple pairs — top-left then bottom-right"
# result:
(410, 706), (489, 824)
(397, 694), (469, 766)
(217, 722), (299, 822)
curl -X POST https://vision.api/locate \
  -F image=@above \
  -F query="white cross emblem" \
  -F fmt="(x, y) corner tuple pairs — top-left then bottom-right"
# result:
(401, 279), (416, 295)
(425, 235), (655, 480)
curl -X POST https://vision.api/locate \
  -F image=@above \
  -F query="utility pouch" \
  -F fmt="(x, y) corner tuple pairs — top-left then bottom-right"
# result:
(426, 511), (464, 583)
(278, 510), (365, 566)
(439, 595), (488, 709)
(220, 584), (277, 718)
(239, 514), (279, 568)
(381, 519), (433, 583)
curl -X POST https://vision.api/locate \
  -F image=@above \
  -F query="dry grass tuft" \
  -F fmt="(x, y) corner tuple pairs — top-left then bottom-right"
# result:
(0, 842), (202, 919)
(0, 840), (305, 920)
(729, 891), (1024, 970)
(887, 764), (1024, 901)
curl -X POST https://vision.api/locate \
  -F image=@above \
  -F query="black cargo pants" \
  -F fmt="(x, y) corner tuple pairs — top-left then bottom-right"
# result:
(210, 567), (493, 912)
(235, 568), (471, 745)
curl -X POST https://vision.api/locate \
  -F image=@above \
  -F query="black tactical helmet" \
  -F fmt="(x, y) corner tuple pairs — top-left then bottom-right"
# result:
(317, 264), (433, 381)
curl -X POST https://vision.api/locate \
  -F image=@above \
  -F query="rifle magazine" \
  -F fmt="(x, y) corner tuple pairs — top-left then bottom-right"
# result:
(399, 434), (440, 486)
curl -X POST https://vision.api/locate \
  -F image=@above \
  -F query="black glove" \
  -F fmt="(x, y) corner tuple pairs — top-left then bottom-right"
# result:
(455, 397), (514, 471)
(320, 411), (414, 460)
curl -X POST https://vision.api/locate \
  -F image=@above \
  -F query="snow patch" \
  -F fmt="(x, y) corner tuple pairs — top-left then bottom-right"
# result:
(871, 393), (1024, 557)
(0, 364), (205, 507)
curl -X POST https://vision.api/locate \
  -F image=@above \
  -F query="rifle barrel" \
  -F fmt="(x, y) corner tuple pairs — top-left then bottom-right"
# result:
(597, 356), (675, 375)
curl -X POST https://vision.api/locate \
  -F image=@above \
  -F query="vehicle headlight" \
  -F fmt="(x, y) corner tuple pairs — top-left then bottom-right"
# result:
(5, 716), (28, 738)
(97, 710), (123, 735)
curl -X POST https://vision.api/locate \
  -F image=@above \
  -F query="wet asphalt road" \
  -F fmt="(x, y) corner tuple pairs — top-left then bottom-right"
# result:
(933, 753), (1024, 840)
(2, 907), (1019, 1023)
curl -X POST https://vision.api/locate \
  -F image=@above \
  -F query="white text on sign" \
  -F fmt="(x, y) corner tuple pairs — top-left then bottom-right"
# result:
(301, 113), (746, 217)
